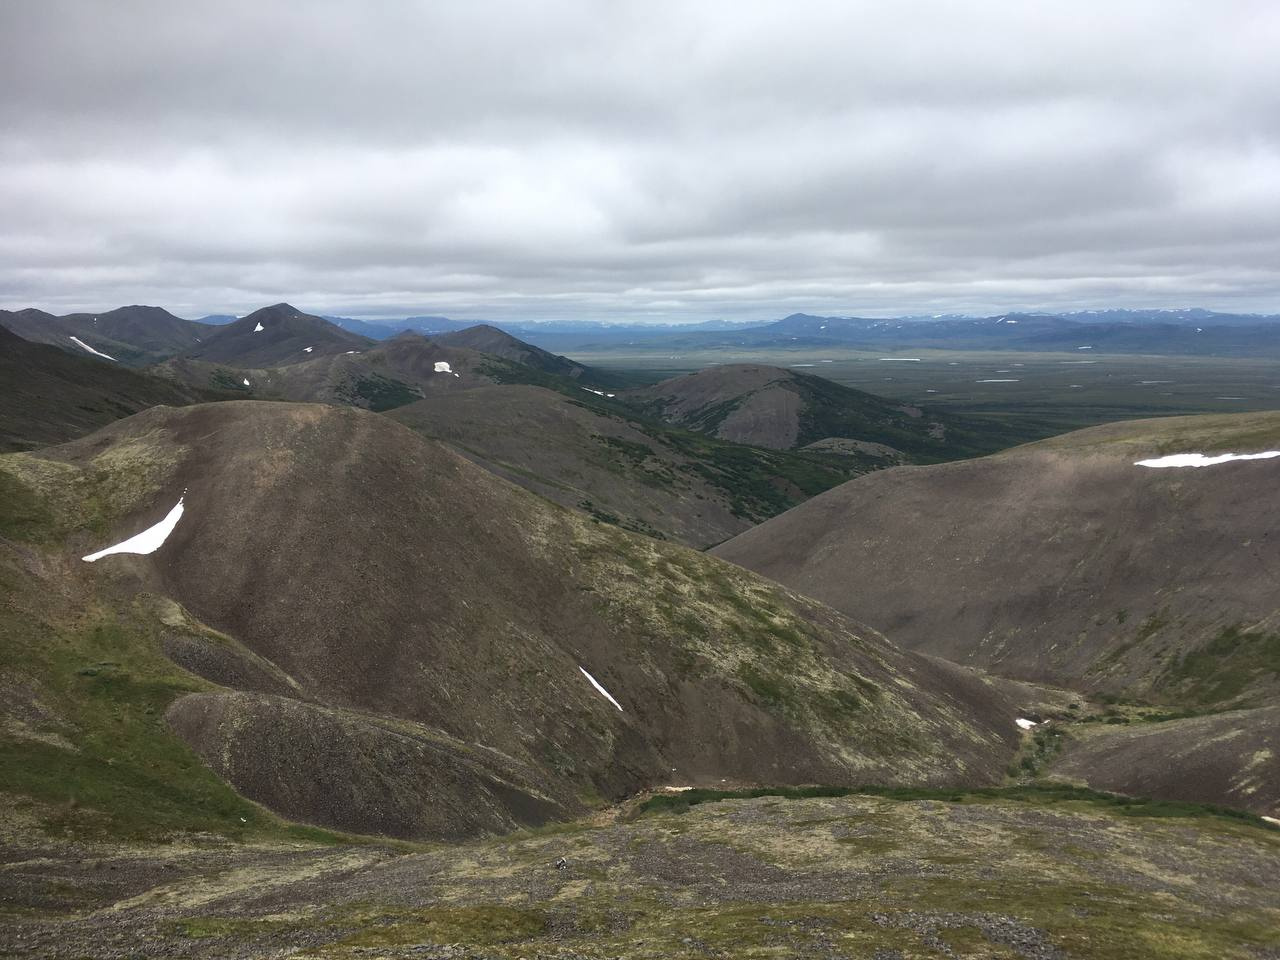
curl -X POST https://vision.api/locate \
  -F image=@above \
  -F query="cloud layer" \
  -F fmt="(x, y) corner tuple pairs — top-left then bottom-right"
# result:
(2, 0), (1279, 320)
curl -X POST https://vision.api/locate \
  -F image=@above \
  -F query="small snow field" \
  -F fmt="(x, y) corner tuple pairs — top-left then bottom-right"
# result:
(82, 496), (185, 562)
(68, 336), (116, 361)
(242, 378), (251, 387)
(433, 361), (460, 377)
(1016, 718), (1038, 730)
(253, 322), (265, 332)
(579, 666), (623, 712)
(304, 346), (313, 353)
(975, 379), (1019, 383)
(581, 387), (616, 397)
(878, 358), (922, 362)
(1135, 451), (1280, 469)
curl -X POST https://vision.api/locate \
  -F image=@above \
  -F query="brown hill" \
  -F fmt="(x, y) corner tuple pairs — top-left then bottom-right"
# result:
(432, 324), (588, 379)
(181, 303), (371, 366)
(713, 411), (1280, 710)
(626, 363), (1031, 461)
(389, 384), (762, 546)
(0, 304), (209, 366)
(0, 401), (1020, 841)
(1049, 706), (1280, 814)
(0, 325), (214, 452)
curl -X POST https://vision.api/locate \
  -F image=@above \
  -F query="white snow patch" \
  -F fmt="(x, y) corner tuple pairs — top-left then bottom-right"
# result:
(345, 350), (359, 354)
(1015, 717), (1038, 730)
(242, 378), (251, 387)
(1077, 345), (1093, 350)
(1060, 360), (1098, 364)
(1216, 396), (1245, 400)
(433, 361), (455, 374)
(580, 387), (615, 397)
(579, 666), (623, 712)
(1135, 451), (1280, 469)
(819, 359), (833, 363)
(253, 322), (265, 332)
(304, 346), (313, 353)
(1263, 815), (1280, 827)
(790, 363), (816, 367)
(1069, 384), (1083, 388)
(68, 336), (116, 361)
(975, 379), (1020, 383)
(82, 495), (185, 562)
(879, 357), (922, 362)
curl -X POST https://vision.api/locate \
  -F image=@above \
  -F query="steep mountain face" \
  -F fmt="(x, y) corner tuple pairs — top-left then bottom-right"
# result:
(388, 384), (860, 547)
(0, 305), (210, 366)
(714, 411), (1280, 709)
(0, 401), (1020, 840)
(432, 324), (588, 379)
(182, 303), (371, 366)
(627, 363), (1026, 460)
(0, 325), (214, 452)
(155, 333), (493, 411)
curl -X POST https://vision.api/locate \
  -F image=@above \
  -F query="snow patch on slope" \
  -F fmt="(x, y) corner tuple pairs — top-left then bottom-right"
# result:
(83, 495), (185, 562)
(579, 666), (623, 712)
(1135, 451), (1280, 469)
(68, 336), (116, 361)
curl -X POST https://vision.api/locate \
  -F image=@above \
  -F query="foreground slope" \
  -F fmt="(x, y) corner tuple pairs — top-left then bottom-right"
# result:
(0, 401), (1019, 841)
(628, 363), (1030, 460)
(714, 411), (1280, 709)
(4, 790), (1276, 959)
(0, 325), (214, 452)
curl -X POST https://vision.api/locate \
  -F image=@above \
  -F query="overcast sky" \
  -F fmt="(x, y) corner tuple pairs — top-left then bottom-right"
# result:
(2, 1), (1279, 322)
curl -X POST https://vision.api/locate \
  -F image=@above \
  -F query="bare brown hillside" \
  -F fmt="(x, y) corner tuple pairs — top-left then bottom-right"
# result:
(713, 412), (1280, 709)
(1, 401), (1021, 840)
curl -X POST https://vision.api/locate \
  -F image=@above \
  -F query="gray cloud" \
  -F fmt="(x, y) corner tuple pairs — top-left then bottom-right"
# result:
(2, 0), (1279, 320)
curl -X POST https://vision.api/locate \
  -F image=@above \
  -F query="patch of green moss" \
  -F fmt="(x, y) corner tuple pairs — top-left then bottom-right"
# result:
(636, 783), (1277, 830)
(1160, 623), (1280, 706)
(0, 467), (53, 542)
(336, 373), (422, 412)
(333, 905), (548, 948)
(209, 368), (251, 392)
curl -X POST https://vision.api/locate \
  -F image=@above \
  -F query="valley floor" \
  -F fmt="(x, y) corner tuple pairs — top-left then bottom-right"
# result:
(3, 791), (1277, 960)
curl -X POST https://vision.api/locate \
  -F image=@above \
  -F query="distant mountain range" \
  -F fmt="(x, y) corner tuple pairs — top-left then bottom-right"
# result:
(10, 304), (1280, 360)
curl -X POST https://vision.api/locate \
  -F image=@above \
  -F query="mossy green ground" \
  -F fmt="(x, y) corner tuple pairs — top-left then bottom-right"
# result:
(5, 792), (1275, 958)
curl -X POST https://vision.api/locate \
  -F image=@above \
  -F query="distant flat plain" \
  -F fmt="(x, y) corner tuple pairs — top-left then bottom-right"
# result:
(573, 345), (1280, 437)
